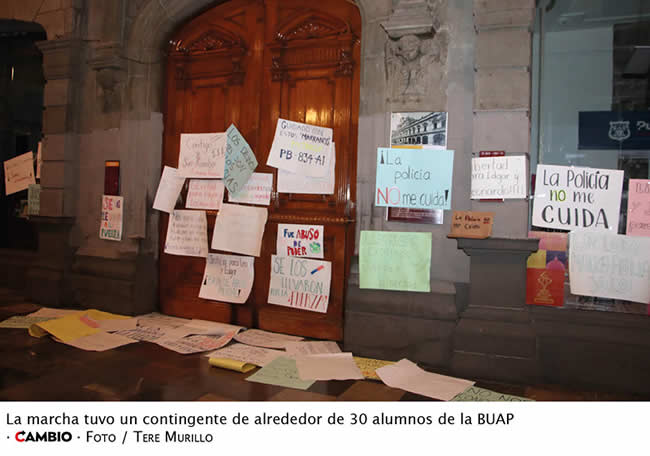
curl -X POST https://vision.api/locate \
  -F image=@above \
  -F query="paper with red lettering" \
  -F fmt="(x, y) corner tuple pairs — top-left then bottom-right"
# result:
(178, 133), (226, 178)
(228, 172), (273, 205)
(4, 151), (35, 195)
(268, 255), (331, 313)
(186, 179), (224, 210)
(627, 179), (650, 237)
(99, 195), (123, 241)
(276, 224), (324, 259)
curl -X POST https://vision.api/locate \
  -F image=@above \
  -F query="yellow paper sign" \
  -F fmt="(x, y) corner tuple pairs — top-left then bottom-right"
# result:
(209, 357), (256, 373)
(29, 309), (131, 342)
(353, 356), (395, 381)
(448, 211), (494, 239)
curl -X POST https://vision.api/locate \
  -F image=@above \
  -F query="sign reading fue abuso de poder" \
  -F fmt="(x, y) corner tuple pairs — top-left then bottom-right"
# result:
(375, 148), (454, 210)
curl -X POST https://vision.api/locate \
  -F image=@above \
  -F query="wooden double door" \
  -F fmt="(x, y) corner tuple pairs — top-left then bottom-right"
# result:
(160, 0), (360, 340)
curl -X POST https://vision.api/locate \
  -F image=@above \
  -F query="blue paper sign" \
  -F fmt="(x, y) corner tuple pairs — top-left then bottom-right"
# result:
(224, 124), (258, 194)
(375, 148), (454, 210)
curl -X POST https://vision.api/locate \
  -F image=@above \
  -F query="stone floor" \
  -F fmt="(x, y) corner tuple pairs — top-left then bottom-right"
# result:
(1, 287), (648, 401)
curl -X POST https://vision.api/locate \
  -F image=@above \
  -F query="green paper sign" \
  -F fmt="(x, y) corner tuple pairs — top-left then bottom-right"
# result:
(359, 231), (432, 292)
(245, 356), (314, 391)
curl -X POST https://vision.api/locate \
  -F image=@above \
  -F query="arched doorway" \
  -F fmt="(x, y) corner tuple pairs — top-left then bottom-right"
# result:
(159, 0), (361, 340)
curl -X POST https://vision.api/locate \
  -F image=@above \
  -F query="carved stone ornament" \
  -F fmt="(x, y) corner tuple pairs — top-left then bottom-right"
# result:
(381, 0), (448, 104)
(89, 42), (126, 114)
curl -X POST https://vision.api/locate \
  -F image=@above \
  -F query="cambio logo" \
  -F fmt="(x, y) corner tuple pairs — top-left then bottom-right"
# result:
(15, 431), (73, 442)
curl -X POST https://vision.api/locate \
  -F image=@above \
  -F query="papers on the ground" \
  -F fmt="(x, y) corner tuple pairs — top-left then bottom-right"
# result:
(208, 357), (256, 373)
(267, 118), (333, 177)
(115, 313), (189, 342)
(205, 342), (283, 367)
(376, 359), (474, 401)
(277, 143), (336, 195)
(375, 147), (454, 210)
(245, 356), (315, 390)
(451, 386), (532, 402)
(295, 352), (364, 381)
(276, 224), (324, 258)
(156, 333), (237, 355)
(99, 195), (123, 241)
(0, 315), (51, 329)
(28, 184), (40, 216)
(569, 230), (650, 304)
(234, 328), (303, 349)
(228, 172), (273, 205)
(164, 210), (209, 257)
(97, 318), (138, 332)
(359, 231), (432, 292)
(353, 356), (395, 381)
(178, 133), (226, 178)
(627, 179), (650, 237)
(29, 308), (83, 319)
(157, 319), (242, 342)
(29, 309), (129, 341)
(268, 256), (331, 313)
(186, 179), (224, 210)
(470, 155), (527, 199)
(224, 124), (258, 194)
(211, 203), (267, 256)
(4, 151), (35, 195)
(152, 166), (185, 213)
(199, 253), (254, 303)
(532, 164), (624, 231)
(284, 341), (341, 356)
(64, 331), (137, 352)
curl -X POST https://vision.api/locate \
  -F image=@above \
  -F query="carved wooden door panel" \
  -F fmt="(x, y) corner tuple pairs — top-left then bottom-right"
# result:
(161, 0), (360, 340)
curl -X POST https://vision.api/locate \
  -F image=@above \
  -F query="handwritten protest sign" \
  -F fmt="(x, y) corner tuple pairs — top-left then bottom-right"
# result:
(186, 179), (224, 210)
(627, 179), (650, 237)
(532, 164), (623, 231)
(267, 118), (333, 177)
(4, 151), (35, 195)
(276, 224), (324, 258)
(448, 211), (494, 239)
(224, 124), (258, 194)
(278, 143), (335, 195)
(375, 148), (454, 210)
(471, 156), (527, 199)
(569, 230), (650, 304)
(228, 172), (273, 205)
(178, 133), (226, 178)
(211, 203), (267, 257)
(199, 253), (254, 304)
(28, 184), (40, 216)
(268, 255), (331, 313)
(164, 210), (208, 257)
(99, 195), (123, 241)
(359, 231), (431, 292)
(153, 166), (185, 213)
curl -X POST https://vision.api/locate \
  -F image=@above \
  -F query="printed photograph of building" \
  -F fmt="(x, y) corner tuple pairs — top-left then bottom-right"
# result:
(390, 112), (447, 147)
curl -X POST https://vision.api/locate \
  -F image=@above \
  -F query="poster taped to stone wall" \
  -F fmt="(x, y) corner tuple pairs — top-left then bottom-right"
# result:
(164, 210), (208, 257)
(199, 253), (254, 304)
(228, 172), (273, 205)
(178, 133), (226, 178)
(569, 230), (650, 304)
(4, 151), (35, 195)
(153, 166), (185, 213)
(277, 143), (335, 194)
(186, 179), (224, 210)
(626, 179), (650, 237)
(470, 155), (527, 199)
(267, 118), (333, 177)
(99, 195), (123, 241)
(532, 164), (624, 231)
(359, 231), (431, 292)
(28, 184), (40, 216)
(375, 147), (454, 210)
(224, 124), (258, 194)
(211, 203), (267, 257)
(268, 255), (331, 313)
(276, 224), (324, 258)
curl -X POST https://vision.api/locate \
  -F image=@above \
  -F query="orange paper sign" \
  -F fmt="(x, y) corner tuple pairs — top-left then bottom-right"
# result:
(448, 211), (494, 239)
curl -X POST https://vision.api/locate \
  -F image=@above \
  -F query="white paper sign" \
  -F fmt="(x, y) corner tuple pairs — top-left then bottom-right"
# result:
(569, 230), (650, 304)
(164, 210), (208, 257)
(153, 166), (185, 213)
(233, 329), (303, 349)
(178, 133), (226, 178)
(186, 179), (224, 210)
(199, 253), (254, 303)
(278, 143), (336, 195)
(267, 118), (333, 177)
(295, 353), (363, 381)
(532, 164), (624, 231)
(471, 155), (527, 199)
(284, 341), (341, 356)
(268, 255), (331, 313)
(211, 203), (267, 257)
(206, 343), (284, 367)
(276, 224), (324, 258)
(4, 151), (35, 195)
(99, 195), (123, 241)
(228, 172), (273, 205)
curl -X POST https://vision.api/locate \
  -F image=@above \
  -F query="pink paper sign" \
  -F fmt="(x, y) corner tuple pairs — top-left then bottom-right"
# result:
(627, 179), (650, 237)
